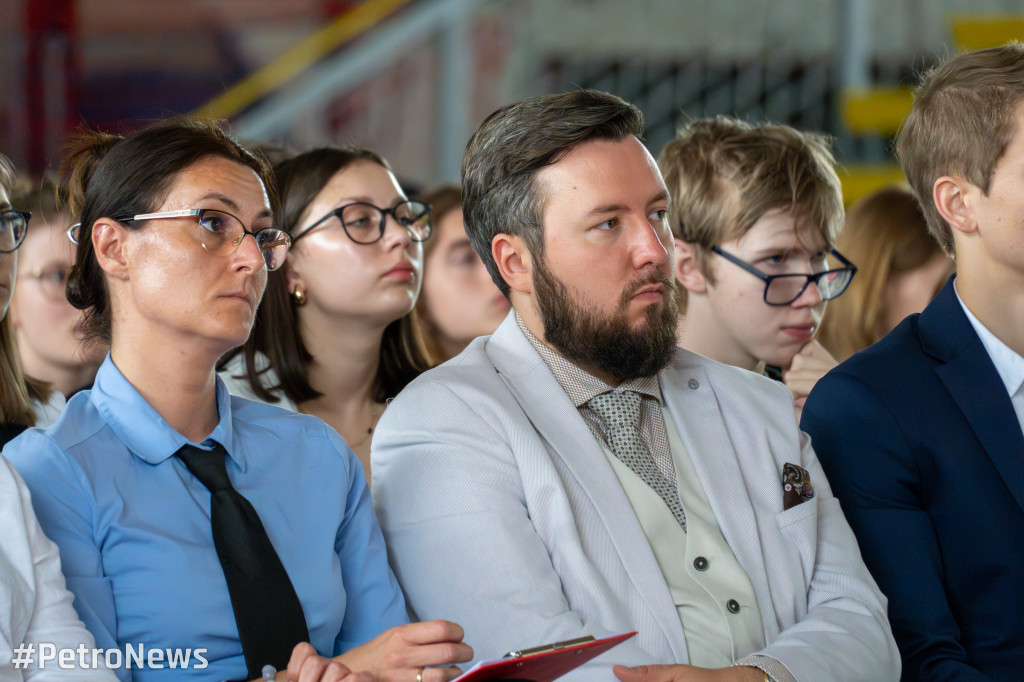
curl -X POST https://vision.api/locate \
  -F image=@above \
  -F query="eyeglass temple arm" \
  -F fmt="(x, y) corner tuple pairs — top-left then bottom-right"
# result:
(709, 246), (770, 281)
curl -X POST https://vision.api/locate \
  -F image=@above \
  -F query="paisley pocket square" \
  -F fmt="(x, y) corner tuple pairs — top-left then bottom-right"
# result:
(782, 462), (815, 510)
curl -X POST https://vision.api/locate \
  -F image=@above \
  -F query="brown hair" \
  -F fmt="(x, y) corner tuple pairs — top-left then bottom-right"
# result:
(896, 43), (1024, 254)
(818, 186), (948, 360)
(413, 184), (462, 365)
(461, 89), (645, 296)
(0, 154), (50, 425)
(658, 116), (843, 307)
(234, 146), (430, 404)
(61, 117), (274, 346)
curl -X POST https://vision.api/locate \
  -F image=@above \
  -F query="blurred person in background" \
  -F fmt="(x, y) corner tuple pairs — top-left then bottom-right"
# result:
(817, 185), (952, 362)
(660, 117), (851, 420)
(220, 147), (431, 484)
(9, 179), (104, 398)
(0, 152), (115, 680)
(0, 163), (63, 445)
(414, 184), (509, 365)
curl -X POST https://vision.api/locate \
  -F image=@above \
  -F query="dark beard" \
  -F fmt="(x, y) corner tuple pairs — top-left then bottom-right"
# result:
(533, 256), (679, 382)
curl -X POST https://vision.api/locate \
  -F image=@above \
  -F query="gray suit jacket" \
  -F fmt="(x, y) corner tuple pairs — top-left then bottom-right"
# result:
(371, 313), (899, 681)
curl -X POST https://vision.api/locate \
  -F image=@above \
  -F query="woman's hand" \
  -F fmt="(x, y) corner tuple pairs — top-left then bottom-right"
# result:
(334, 620), (473, 682)
(248, 642), (372, 682)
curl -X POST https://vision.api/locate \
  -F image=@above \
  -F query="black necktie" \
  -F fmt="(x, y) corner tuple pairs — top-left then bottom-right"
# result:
(176, 442), (309, 680)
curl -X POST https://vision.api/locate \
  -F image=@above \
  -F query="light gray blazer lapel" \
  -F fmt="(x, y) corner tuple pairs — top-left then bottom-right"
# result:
(660, 353), (780, 641)
(485, 314), (688, 661)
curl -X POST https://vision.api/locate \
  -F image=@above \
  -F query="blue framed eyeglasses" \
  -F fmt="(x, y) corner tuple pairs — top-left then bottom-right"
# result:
(710, 246), (857, 306)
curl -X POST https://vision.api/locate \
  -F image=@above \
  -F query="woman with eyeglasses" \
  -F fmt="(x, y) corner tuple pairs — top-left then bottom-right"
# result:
(219, 147), (430, 485)
(9, 180), (104, 400)
(3, 122), (469, 682)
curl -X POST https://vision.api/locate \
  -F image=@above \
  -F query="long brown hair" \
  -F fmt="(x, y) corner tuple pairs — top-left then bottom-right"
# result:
(818, 186), (948, 361)
(0, 154), (51, 426)
(232, 146), (430, 404)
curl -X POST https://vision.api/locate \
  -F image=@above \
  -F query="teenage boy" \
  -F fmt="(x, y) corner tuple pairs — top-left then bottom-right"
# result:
(660, 117), (852, 418)
(803, 44), (1024, 680)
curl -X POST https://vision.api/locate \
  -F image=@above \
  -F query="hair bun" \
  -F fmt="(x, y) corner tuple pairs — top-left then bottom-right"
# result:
(60, 128), (123, 219)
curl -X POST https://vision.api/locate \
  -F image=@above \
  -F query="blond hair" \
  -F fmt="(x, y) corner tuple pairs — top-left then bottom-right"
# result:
(896, 43), (1024, 254)
(660, 116), (842, 273)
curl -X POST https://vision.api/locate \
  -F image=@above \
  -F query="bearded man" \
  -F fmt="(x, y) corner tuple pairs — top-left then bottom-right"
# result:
(370, 90), (899, 682)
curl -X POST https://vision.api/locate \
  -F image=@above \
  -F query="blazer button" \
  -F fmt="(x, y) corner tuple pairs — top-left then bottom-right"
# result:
(688, 379), (699, 389)
(693, 556), (709, 571)
(727, 599), (740, 614)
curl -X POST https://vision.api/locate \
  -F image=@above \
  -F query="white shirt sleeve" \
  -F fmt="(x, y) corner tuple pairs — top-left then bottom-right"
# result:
(0, 456), (117, 680)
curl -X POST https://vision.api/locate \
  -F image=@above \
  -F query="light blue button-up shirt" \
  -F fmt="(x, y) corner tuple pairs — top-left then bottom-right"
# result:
(4, 355), (408, 681)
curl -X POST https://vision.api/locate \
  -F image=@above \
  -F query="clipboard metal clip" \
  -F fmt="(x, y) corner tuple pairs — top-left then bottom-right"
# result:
(503, 636), (596, 658)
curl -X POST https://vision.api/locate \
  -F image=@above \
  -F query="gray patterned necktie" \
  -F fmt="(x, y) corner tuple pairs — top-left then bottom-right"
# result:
(588, 390), (687, 531)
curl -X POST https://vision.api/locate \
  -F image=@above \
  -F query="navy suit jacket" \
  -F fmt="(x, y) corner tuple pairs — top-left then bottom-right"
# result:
(802, 276), (1024, 681)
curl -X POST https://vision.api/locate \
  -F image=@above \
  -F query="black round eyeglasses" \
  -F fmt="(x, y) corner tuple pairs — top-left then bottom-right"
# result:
(292, 200), (432, 245)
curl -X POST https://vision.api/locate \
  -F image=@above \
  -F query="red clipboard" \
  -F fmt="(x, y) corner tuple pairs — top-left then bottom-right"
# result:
(453, 631), (637, 681)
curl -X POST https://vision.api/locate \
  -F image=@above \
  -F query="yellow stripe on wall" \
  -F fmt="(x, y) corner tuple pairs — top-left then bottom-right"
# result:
(952, 14), (1024, 51)
(197, 0), (413, 120)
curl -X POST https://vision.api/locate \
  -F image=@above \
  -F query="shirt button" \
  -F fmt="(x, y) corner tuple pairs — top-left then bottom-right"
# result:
(727, 599), (741, 614)
(693, 556), (709, 571)
(688, 379), (699, 389)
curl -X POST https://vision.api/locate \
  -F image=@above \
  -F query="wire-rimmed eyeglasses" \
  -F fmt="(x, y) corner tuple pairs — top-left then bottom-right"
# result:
(292, 200), (432, 245)
(68, 208), (292, 271)
(710, 246), (857, 305)
(0, 210), (31, 253)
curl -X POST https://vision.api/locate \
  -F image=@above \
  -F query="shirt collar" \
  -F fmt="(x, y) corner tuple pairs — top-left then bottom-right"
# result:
(514, 309), (663, 407)
(954, 282), (1024, 398)
(90, 354), (242, 467)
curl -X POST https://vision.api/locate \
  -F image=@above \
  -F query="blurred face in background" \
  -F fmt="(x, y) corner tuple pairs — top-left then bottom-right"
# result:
(10, 210), (104, 391)
(879, 251), (952, 336)
(420, 206), (509, 361)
